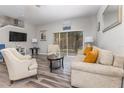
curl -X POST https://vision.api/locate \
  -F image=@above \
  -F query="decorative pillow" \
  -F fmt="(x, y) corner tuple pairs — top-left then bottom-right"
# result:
(99, 49), (113, 65)
(113, 55), (124, 68)
(83, 49), (99, 63)
(83, 46), (93, 55)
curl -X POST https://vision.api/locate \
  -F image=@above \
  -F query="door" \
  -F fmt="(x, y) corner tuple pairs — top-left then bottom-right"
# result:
(54, 31), (83, 56)
(60, 32), (68, 55)
(68, 31), (83, 56)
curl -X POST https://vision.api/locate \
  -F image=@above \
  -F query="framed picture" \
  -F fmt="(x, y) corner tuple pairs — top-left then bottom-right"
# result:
(63, 21), (71, 31)
(97, 22), (100, 32)
(40, 30), (47, 41)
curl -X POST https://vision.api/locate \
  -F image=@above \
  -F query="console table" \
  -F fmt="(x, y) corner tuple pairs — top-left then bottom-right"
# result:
(30, 47), (39, 56)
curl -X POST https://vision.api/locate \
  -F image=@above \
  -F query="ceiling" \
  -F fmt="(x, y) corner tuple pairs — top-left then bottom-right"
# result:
(0, 5), (101, 25)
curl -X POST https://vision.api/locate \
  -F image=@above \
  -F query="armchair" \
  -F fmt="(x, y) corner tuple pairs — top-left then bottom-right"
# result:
(48, 44), (60, 55)
(7, 48), (31, 60)
(1, 48), (38, 84)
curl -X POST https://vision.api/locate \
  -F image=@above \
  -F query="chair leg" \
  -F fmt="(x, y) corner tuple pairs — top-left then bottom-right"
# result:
(121, 77), (123, 88)
(9, 80), (14, 85)
(35, 75), (38, 80)
(71, 86), (78, 88)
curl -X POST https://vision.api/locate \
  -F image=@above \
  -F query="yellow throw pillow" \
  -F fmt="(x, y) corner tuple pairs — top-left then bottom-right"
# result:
(83, 46), (93, 55)
(83, 49), (99, 63)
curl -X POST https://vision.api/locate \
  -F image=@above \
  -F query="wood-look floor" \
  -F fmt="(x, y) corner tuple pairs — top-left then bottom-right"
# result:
(0, 55), (74, 88)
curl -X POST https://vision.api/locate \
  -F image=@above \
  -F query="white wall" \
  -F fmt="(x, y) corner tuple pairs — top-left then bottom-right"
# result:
(36, 16), (97, 54)
(97, 5), (124, 56)
(0, 22), (36, 54)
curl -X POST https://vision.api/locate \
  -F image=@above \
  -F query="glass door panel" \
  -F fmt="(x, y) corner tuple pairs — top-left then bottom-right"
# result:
(54, 33), (59, 44)
(54, 31), (83, 56)
(77, 31), (83, 49)
(60, 32), (67, 55)
(68, 32), (76, 56)
(68, 31), (83, 56)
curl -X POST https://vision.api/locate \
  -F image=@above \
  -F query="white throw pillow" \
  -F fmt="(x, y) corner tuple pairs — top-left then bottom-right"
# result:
(99, 49), (114, 65)
(93, 46), (101, 63)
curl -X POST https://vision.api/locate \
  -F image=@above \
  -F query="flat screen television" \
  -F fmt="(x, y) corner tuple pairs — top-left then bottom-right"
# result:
(9, 31), (27, 42)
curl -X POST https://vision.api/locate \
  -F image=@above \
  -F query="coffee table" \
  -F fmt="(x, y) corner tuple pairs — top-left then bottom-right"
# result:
(47, 54), (64, 72)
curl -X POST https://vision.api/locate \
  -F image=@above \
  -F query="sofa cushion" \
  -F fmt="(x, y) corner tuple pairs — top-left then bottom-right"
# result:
(113, 55), (124, 68)
(99, 49), (114, 66)
(83, 49), (98, 63)
(93, 46), (102, 63)
(71, 61), (124, 77)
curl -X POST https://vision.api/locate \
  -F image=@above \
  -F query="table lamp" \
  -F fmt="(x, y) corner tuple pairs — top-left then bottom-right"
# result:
(32, 38), (38, 48)
(84, 36), (94, 47)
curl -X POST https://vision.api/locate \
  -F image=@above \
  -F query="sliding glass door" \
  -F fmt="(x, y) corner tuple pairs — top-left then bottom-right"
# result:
(54, 31), (83, 56)
(60, 32), (67, 55)
(54, 33), (59, 44)
(68, 31), (83, 55)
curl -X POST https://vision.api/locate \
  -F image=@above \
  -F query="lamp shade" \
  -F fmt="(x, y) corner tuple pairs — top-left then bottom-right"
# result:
(84, 36), (94, 43)
(32, 38), (38, 43)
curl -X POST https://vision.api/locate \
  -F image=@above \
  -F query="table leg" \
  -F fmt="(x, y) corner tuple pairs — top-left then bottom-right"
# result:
(32, 49), (34, 55)
(50, 61), (52, 72)
(62, 58), (64, 68)
(36, 49), (38, 55)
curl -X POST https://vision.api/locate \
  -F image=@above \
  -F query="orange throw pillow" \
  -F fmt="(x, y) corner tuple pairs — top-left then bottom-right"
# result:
(83, 46), (93, 55)
(83, 49), (99, 63)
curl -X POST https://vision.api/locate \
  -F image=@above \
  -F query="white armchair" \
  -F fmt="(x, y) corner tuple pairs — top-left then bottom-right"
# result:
(1, 48), (38, 84)
(7, 48), (31, 60)
(48, 44), (60, 55)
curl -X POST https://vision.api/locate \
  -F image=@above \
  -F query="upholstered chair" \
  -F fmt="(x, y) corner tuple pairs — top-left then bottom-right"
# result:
(48, 44), (60, 55)
(1, 48), (38, 84)
(7, 48), (31, 60)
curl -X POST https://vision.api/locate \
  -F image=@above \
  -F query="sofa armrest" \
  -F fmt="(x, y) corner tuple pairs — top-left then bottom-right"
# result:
(113, 55), (124, 69)
(71, 61), (124, 77)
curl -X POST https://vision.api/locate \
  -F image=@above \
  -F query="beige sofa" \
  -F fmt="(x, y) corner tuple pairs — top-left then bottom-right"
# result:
(71, 46), (124, 88)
